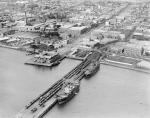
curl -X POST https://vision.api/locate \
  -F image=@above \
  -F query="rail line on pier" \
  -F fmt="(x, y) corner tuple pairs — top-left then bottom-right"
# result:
(17, 51), (101, 118)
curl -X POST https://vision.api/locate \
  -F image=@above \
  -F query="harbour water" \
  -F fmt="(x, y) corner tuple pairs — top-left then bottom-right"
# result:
(0, 47), (150, 118)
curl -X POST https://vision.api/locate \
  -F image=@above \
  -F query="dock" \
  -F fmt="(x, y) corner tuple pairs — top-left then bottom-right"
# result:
(25, 56), (65, 67)
(17, 51), (101, 118)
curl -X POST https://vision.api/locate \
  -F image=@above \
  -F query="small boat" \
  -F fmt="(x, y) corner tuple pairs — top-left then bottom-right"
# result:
(55, 79), (80, 104)
(84, 61), (100, 78)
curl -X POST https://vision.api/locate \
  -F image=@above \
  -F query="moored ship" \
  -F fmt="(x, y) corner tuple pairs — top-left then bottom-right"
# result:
(55, 79), (80, 104)
(84, 61), (100, 78)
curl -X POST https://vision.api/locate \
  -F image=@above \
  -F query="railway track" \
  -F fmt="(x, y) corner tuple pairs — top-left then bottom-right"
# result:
(36, 59), (93, 105)
(20, 51), (101, 118)
(25, 54), (92, 109)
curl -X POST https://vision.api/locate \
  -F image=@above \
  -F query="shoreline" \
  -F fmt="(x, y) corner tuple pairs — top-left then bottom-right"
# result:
(0, 45), (150, 74)
(0, 44), (20, 50)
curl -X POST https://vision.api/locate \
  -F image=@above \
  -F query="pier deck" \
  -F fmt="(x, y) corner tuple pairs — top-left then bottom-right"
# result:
(17, 51), (101, 118)
(101, 60), (150, 74)
(16, 97), (57, 118)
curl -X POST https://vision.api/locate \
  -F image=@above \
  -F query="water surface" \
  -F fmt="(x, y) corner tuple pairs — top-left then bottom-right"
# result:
(0, 47), (150, 118)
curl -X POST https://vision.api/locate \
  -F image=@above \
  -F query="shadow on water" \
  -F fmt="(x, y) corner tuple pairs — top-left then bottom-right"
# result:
(25, 64), (59, 71)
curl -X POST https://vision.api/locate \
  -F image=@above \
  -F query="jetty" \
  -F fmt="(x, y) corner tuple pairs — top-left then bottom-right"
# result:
(16, 51), (101, 118)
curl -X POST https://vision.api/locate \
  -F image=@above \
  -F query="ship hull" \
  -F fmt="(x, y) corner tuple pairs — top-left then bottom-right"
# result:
(57, 92), (75, 104)
(57, 86), (79, 105)
(85, 65), (100, 78)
